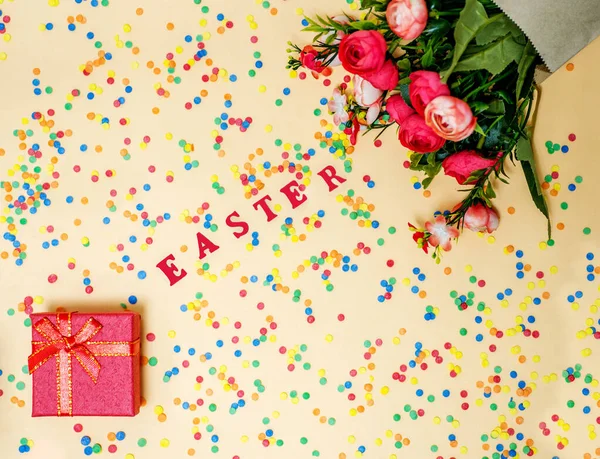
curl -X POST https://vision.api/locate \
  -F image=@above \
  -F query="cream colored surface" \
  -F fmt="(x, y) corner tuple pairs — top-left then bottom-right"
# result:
(0, 1), (599, 458)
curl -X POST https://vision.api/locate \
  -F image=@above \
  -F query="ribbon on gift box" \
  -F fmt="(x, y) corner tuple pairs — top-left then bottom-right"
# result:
(28, 312), (140, 416)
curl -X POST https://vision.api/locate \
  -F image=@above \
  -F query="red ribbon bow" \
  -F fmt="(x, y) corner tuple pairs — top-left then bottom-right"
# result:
(28, 312), (139, 416)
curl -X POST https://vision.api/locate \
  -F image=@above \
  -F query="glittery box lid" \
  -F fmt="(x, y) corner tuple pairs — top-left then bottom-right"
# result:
(30, 312), (141, 417)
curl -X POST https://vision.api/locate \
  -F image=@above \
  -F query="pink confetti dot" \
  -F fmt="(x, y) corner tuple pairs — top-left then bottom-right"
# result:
(48, 274), (58, 283)
(108, 444), (117, 453)
(73, 423), (83, 432)
(337, 314), (345, 321)
(146, 333), (155, 342)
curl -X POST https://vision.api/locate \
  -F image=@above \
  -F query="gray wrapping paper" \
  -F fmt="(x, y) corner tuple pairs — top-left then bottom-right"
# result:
(494, 0), (600, 72)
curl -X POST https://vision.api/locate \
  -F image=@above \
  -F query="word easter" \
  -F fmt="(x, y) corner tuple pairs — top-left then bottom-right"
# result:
(156, 165), (347, 286)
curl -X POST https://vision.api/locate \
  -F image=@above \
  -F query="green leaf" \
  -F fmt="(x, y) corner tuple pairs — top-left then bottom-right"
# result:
(397, 58), (411, 74)
(475, 14), (521, 46)
(485, 99), (505, 115)
(421, 46), (435, 69)
(422, 18), (451, 38)
(440, 0), (491, 82)
(422, 176), (434, 189)
(516, 41), (537, 101)
(453, 35), (524, 74)
(470, 101), (490, 115)
(348, 20), (378, 31)
(399, 84), (412, 107)
(516, 137), (551, 238)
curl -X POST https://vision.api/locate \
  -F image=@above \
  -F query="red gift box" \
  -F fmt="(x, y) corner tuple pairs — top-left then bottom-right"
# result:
(28, 311), (141, 417)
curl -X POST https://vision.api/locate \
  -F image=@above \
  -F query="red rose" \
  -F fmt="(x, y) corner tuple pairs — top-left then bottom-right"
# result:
(409, 71), (451, 116)
(300, 45), (324, 73)
(363, 59), (399, 91)
(399, 114), (446, 153)
(386, 94), (415, 124)
(338, 30), (387, 77)
(442, 150), (497, 185)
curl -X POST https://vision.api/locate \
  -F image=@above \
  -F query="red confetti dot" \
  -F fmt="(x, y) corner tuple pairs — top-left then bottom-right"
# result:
(568, 133), (576, 142)
(146, 333), (155, 342)
(108, 445), (117, 453)
(374, 139), (382, 147)
(477, 279), (486, 287)
(48, 274), (58, 283)
(73, 423), (83, 432)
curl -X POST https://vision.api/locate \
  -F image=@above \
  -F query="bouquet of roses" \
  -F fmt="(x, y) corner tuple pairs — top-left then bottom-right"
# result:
(287, 0), (550, 262)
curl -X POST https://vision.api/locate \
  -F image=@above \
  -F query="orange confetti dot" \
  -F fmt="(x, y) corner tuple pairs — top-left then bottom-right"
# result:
(566, 63), (575, 71)
(136, 7), (144, 15)
(166, 22), (174, 30)
(507, 206), (515, 214)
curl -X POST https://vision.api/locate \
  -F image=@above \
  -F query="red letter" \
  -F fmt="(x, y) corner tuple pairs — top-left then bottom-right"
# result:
(317, 165), (347, 192)
(252, 194), (278, 222)
(196, 232), (220, 259)
(280, 180), (307, 209)
(226, 211), (250, 239)
(156, 254), (187, 286)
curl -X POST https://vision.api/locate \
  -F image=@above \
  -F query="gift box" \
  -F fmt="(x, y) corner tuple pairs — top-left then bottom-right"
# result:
(28, 311), (141, 417)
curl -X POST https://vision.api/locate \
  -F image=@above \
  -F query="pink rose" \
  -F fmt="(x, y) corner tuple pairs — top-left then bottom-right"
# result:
(442, 150), (497, 185)
(386, 94), (415, 124)
(300, 45), (324, 73)
(463, 203), (499, 233)
(399, 114), (446, 153)
(386, 0), (428, 41)
(338, 30), (387, 77)
(363, 59), (399, 91)
(409, 71), (450, 116)
(424, 96), (477, 142)
(353, 75), (383, 124)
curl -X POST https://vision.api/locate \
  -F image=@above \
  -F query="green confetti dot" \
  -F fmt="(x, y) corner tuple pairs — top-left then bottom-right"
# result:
(567, 400), (575, 408)
(16, 381), (25, 390)
(327, 418), (335, 425)
(560, 202), (568, 210)
(311, 451), (320, 457)
(148, 357), (158, 366)
(393, 413), (401, 421)
(319, 377), (327, 385)
(138, 438), (147, 447)
(583, 227), (591, 235)
(92, 444), (101, 453)
(575, 175), (583, 183)
(20, 438), (28, 445)
(7, 308), (15, 316)
(209, 403), (217, 412)
(313, 109), (321, 116)
(275, 99), (283, 106)
(24, 318), (32, 328)
(300, 437), (308, 445)
(377, 238), (385, 246)
(459, 328), (467, 336)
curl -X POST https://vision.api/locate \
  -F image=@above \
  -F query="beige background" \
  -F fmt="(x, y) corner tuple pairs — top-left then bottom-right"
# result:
(0, 1), (599, 458)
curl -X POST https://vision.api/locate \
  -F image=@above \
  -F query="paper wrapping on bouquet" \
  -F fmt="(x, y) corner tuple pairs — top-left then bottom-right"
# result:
(495, 0), (600, 73)
(28, 312), (141, 417)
